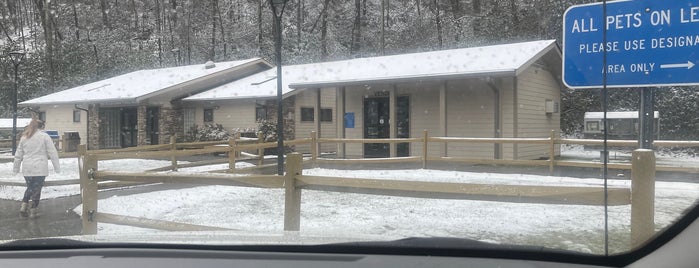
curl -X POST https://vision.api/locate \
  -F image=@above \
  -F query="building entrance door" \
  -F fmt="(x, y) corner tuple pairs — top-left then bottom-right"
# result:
(364, 97), (390, 158)
(396, 96), (410, 157)
(120, 108), (138, 148)
(146, 107), (160, 145)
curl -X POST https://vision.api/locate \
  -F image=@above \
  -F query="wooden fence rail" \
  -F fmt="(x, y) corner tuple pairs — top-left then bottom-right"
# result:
(4, 132), (696, 191)
(66, 130), (699, 178)
(78, 146), (655, 249)
(72, 131), (694, 247)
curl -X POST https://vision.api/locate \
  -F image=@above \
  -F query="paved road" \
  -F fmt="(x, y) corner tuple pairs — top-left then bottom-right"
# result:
(0, 195), (82, 241)
(0, 184), (199, 241)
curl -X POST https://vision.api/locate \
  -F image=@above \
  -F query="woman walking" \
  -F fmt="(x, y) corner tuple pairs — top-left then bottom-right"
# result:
(13, 118), (60, 219)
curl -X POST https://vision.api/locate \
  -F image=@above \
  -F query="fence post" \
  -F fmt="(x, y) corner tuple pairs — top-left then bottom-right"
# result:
(284, 153), (303, 231)
(62, 135), (67, 153)
(549, 130), (556, 175)
(228, 136), (237, 172)
(257, 132), (264, 166)
(78, 144), (98, 235)
(170, 136), (178, 171)
(422, 130), (428, 169)
(631, 149), (656, 248)
(310, 131), (318, 161)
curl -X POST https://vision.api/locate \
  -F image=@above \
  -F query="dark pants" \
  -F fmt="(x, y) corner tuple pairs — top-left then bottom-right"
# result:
(23, 176), (46, 208)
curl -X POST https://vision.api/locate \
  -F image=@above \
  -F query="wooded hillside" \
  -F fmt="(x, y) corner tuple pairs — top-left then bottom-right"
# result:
(0, 0), (696, 140)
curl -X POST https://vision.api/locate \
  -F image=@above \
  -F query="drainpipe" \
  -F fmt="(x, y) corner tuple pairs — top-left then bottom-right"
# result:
(75, 104), (90, 150)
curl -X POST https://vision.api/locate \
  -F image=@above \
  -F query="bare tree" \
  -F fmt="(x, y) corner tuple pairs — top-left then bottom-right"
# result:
(211, 0), (218, 60)
(432, 0), (443, 49)
(257, 0), (263, 52)
(71, 2), (80, 40)
(350, 0), (361, 56)
(130, 0), (139, 29)
(296, 0), (303, 45)
(449, 0), (462, 42)
(320, 0), (330, 59)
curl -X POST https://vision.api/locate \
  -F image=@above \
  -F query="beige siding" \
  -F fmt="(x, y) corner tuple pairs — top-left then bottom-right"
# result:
(444, 79), (495, 158)
(329, 67), (560, 160)
(40, 105), (88, 149)
(500, 78), (516, 159)
(294, 89), (337, 154)
(395, 82), (443, 157)
(187, 100), (258, 134)
(516, 66), (561, 159)
(214, 100), (258, 132)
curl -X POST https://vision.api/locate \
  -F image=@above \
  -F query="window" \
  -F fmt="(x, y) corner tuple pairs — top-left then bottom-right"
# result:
(301, 107), (314, 122)
(586, 121), (599, 131)
(256, 102), (270, 121)
(73, 110), (81, 122)
(37, 111), (46, 122)
(203, 108), (214, 122)
(183, 108), (195, 132)
(320, 108), (332, 122)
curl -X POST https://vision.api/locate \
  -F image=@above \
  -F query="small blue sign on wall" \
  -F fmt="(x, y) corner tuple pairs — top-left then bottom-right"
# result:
(344, 112), (355, 128)
(563, 0), (699, 88)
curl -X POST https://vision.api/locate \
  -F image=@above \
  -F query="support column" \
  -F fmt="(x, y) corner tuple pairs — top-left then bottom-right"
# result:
(513, 77), (519, 160)
(487, 78), (502, 159)
(639, 88), (655, 149)
(159, 107), (183, 144)
(389, 86), (397, 157)
(137, 105), (147, 145)
(87, 104), (100, 150)
(439, 82), (447, 156)
(283, 96), (296, 142)
(337, 87), (346, 158)
(315, 88), (321, 139)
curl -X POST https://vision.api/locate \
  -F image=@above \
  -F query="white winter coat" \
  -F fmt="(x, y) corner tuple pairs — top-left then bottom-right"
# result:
(13, 131), (61, 177)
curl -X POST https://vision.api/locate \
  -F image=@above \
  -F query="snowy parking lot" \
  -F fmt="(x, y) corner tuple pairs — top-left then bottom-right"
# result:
(1, 153), (698, 253)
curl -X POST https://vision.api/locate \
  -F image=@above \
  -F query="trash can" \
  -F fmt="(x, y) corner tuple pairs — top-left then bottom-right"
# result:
(63, 131), (81, 152)
(45, 130), (60, 150)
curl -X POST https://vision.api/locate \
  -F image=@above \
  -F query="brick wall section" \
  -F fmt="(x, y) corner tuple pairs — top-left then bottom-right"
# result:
(158, 107), (183, 143)
(88, 104), (100, 150)
(283, 96), (296, 141)
(266, 96), (296, 141)
(137, 105), (147, 145)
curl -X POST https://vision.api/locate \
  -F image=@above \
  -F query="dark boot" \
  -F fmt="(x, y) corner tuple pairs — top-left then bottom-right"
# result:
(19, 202), (29, 218)
(29, 208), (39, 219)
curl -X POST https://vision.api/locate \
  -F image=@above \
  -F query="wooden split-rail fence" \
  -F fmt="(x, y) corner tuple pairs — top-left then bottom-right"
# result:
(75, 131), (699, 248)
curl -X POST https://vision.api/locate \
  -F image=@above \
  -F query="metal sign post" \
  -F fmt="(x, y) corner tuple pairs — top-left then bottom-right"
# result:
(639, 88), (654, 149)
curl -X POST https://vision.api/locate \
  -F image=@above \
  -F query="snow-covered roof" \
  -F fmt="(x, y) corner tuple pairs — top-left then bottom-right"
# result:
(0, 118), (32, 128)
(184, 40), (559, 101)
(20, 59), (266, 105)
(182, 65), (312, 101)
(585, 111), (660, 120)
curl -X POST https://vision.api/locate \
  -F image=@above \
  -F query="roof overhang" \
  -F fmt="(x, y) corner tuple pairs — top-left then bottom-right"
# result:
(183, 95), (276, 103)
(139, 59), (273, 105)
(19, 98), (139, 107)
(19, 59), (273, 107)
(288, 70), (517, 90)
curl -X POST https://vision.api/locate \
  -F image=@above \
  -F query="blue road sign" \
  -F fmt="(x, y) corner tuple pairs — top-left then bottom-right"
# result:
(563, 0), (699, 89)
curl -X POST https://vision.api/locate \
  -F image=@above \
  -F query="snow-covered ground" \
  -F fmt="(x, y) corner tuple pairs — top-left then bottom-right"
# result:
(560, 144), (699, 167)
(0, 158), (183, 200)
(2, 149), (698, 254)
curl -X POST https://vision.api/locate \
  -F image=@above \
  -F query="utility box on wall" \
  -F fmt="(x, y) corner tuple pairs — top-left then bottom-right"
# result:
(545, 100), (559, 114)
